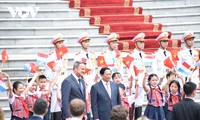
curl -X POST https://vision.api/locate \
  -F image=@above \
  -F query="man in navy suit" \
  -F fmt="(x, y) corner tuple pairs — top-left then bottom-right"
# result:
(28, 98), (48, 120)
(61, 61), (86, 120)
(91, 67), (121, 120)
(172, 82), (200, 120)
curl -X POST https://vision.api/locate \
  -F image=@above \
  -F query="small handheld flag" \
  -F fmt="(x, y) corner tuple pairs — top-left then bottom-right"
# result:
(122, 55), (134, 69)
(0, 76), (7, 92)
(47, 61), (56, 72)
(177, 62), (191, 76)
(24, 63), (39, 73)
(97, 56), (106, 67)
(37, 53), (48, 66)
(2, 49), (8, 63)
(56, 45), (68, 60)
(164, 57), (174, 69)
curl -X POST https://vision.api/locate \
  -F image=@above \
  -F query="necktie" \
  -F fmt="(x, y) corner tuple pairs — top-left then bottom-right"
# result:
(106, 83), (111, 98)
(189, 49), (192, 55)
(171, 94), (179, 105)
(86, 53), (89, 59)
(163, 51), (167, 57)
(18, 97), (29, 118)
(78, 79), (84, 94)
(152, 88), (163, 106)
(139, 52), (142, 58)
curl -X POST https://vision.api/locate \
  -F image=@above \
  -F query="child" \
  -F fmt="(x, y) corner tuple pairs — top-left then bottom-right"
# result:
(37, 74), (52, 120)
(112, 72), (138, 120)
(26, 76), (56, 118)
(142, 73), (165, 120)
(118, 83), (130, 111)
(3, 72), (37, 120)
(161, 71), (177, 116)
(165, 80), (182, 120)
(25, 78), (40, 117)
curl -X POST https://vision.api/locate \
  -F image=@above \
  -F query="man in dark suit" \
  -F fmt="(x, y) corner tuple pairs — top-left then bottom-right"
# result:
(172, 82), (200, 120)
(91, 67), (121, 120)
(61, 61), (86, 120)
(28, 98), (48, 120)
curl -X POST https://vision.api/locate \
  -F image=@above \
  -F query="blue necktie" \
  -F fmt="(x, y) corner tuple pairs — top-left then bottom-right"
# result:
(78, 79), (83, 94)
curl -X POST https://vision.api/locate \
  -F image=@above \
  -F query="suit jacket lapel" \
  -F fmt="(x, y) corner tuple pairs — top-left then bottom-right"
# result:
(71, 74), (84, 96)
(99, 80), (111, 100)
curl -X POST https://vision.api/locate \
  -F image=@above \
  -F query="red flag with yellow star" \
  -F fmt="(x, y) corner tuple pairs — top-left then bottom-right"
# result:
(164, 57), (174, 69)
(122, 55), (134, 69)
(97, 56), (106, 67)
(56, 45), (68, 60)
(85, 68), (91, 74)
(133, 65), (140, 77)
(2, 49), (8, 63)
(170, 50), (179, 65)
(47, 61), (56, 71)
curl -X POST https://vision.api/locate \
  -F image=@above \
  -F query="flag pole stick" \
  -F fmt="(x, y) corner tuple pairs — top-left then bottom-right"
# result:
(0, 63), (2, 73)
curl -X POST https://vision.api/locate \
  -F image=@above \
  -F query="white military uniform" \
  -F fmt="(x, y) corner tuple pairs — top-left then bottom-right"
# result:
(129, 33), (146, 108)
(178, 47), (199, 85)
(74, 50), (96, 91)
(100, 33), (123, 74)
(129, 48), (146, 108)
(177, 31), (199, 86)
(45, 34), (68, 113)
(152, 48), (172, 79)
(101, 49), (123, 73)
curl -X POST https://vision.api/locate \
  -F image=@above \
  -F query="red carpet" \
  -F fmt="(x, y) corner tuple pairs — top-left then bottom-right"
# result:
(80, 7), (143, 17)
(67, 0), (181, 50)
(99, 23), (162, 34)
(90, 14), (153, 25)
(117, 31), (172, 40)
(117, 39), (181, 51)
(70, 0), (133, 8)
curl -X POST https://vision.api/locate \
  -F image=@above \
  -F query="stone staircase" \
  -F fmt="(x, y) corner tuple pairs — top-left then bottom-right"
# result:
(0, 0), (200, 119)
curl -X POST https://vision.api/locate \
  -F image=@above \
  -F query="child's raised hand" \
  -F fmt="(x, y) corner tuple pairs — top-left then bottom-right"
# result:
(0, 72), (9, 78)
(128, 75), (133, 81)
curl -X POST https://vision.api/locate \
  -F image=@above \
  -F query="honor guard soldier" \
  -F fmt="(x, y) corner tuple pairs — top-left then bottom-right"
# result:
(74, 32), (97, 119)
(45, 33), (68, 120)
(101, 33), (123, 73)
(152, 32), (172, 83)
(178, 31), (199, 86)
(129, 33), (146, 119)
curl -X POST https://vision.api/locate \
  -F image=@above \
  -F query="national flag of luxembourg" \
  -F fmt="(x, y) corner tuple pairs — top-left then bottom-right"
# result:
(194, 59), (200, 67)
(0, 77), (7, 92)
(37, 53), (48, 66)
(178, 62), (191, 76)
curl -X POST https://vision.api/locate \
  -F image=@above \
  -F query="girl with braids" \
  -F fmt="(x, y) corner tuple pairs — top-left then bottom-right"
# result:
(142, 73), (165, 120)
(165, 80), (182, 120)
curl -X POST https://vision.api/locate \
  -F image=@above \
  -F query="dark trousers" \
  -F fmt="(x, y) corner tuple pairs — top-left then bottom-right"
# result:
(51, 111), (62, 120)
(135, 106), (142, 120)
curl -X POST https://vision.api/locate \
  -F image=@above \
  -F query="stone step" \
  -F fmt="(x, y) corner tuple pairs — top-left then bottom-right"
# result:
(0, 26), (100, 36)
(162, 22), (200, 31)
(0, 35), (108, 45)
(133, 0), (200, 7)
(0, 9), (80, 18)
(171, 30), (200, 39)
(142, 5), (200, 15)
(0, 18), (90, 27)
(153, 13), (200, 23)
(0, 44), (106, 55)
(0, 1), (69, 10)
